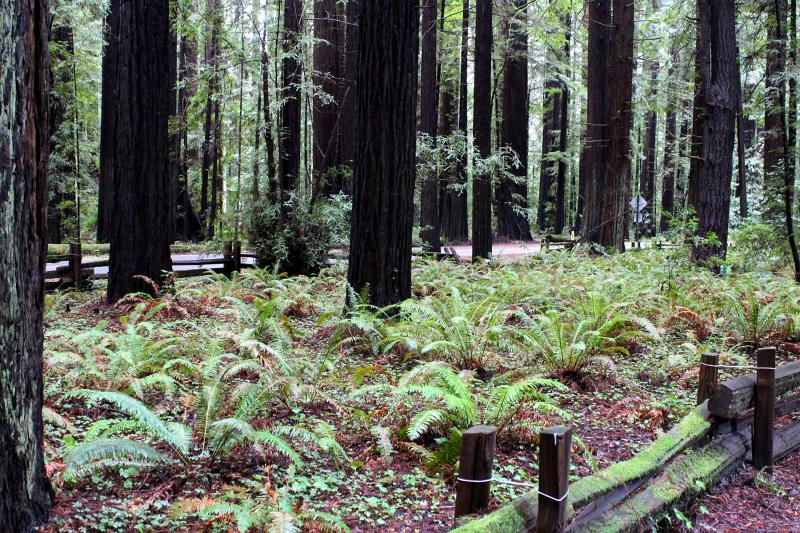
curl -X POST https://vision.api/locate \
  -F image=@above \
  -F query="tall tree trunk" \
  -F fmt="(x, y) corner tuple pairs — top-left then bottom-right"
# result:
(339, 0), (361, 191)
(691, 0), (738, 266)
(200, 0), (219, 232)
(347, 0), (419, 308)
(48, 21), (75, 244)
(0, 1), (53, 529)
(176, 1), (203, 242)
(168, 1), (179, 243)
(281, 0), (303, 217)
(790, 0), (799, 281)
(441, 0), (470, 242)
(498, 0), (532, 240)
(98, 7), (119, 243)
(581, 0), (611, 244)
(554, 13), (571, 235)
(420, 0), (442, 251)
(598, 0), (634, 251)
(735, 48), (750, 219)
(688, 0), (711, 216)
(764, 0), (787, 221)
(472, 0), (493, 260)
(661, 49), (679, 233)
(107, 0), (174, 303)
(640, 60), (659, 236)
(313, 0), (344, 197)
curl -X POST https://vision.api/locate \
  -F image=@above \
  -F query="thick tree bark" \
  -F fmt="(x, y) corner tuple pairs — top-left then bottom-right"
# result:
(97, 8), (118, 243)
(688, 0), (711, 216)
(764, 0), (788, 221)
(200, 0), (219, 230)
(441, 0), (470, 242)
(472, 0), (493, 260)
(0, 0), (54, 530)
(281, 0), (303, 216)
(598, 0), (634, 251)
(735, 50), (750, 219)
(419, 0), (442, 251)
(498, 0), (531, 241)
(347, 0), (419, 308)
(106, 0), (174, 303)
(581, 0), (611, 244)
(537, 87), (561, 231)
(339, 0), (361, 187)
(691, 0), (737, 265)
(313, 0), (344, 197)
(554, 14), (571, 235)
(640, 60), (659, 236)
(789, 0), (800, 280)
(661, 49), (679, 233)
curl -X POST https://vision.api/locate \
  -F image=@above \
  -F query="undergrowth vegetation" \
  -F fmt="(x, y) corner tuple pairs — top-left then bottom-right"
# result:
(41, 247), (800, 532)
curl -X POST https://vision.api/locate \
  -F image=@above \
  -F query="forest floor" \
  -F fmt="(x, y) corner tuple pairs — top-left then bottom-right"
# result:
(38, 247), (800, 532)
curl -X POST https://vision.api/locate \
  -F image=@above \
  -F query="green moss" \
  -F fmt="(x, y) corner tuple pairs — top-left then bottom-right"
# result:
(451, 408), (712, 533)
(570, 408), (710, 507)
(451, 504), (527, 532)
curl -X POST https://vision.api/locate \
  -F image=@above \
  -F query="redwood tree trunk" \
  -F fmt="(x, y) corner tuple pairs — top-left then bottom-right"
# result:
(692, 0), (738, 265)
(661, 49), (679, 233)
(97, 7), (118, 243)
(339, 0), (361, 189)
(107, 0), (174, 303)
(0, 0), (54, 529)
(498, 0), (531, 240)
(554, 14), (571, 234)
(640, 60), (658, 236)
(419, 0), (442, 251)
(441, 0), (470, 242)
(538, 81), (561, 232)
(313, 0), (344, 197)
(472, 0), (493, 259)
(347, 0), (419, 308)
(598, 0), (634, 251)
(581, 0), (611, 244)
(764, 0), (787, 221)
(281, 0), (303, 216)
(688, 0), (711, 215)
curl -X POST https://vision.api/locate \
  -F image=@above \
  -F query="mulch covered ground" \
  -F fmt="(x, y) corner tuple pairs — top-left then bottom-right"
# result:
(692, 451), (800, 531)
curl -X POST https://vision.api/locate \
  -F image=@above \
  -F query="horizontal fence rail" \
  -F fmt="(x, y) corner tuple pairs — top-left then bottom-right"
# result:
(453, 347), (800, 532)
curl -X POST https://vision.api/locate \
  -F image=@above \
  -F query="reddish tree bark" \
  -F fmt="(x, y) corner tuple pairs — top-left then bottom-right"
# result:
(106, 0), (174, 303)
(347, 0), (420, 307)
(472, 0), (493, 259)
(419, 0), (442, 251)
(498, 0), (531, 240)
(598, 0), (634, 251)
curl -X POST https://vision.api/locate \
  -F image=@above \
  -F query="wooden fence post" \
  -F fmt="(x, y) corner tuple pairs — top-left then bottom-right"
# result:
(222, 241), (233, 277)
(454, 425), (496, 519)
(233, 241), (242, 273)
(69, 242), (82, 289)
(698, 352), (719, 405)
(753, 346), (776, 470)
(537, 426), (572, 533)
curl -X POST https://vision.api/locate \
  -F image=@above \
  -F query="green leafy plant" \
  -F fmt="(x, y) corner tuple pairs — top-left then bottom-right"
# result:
(354, 361), (567, 471)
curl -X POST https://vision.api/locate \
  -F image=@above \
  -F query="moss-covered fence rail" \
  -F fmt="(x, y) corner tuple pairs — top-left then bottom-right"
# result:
(452, 348), (800, 532)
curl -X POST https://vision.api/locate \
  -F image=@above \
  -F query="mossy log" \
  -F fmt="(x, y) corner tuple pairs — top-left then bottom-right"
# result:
(452, 406), (713, 532)
(570, 420), (800, 532)
(708, 360), (800, 419)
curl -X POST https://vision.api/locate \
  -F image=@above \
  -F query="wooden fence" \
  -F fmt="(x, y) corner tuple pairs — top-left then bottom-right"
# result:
(46, 243), (462, 291)
(45, 241), (257, 291)
(452, 347), (800, 532)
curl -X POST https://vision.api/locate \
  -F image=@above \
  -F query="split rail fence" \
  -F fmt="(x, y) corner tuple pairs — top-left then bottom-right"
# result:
(452, 347), (800, 532)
